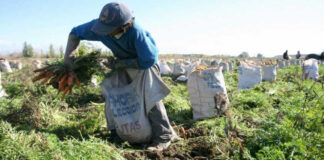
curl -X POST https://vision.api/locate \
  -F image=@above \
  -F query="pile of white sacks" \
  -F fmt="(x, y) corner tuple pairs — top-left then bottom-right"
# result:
(158, 59), (235, 82)
(159, 58), (320, 88)
(0, 72), (8, 98)
(0, 59), (12, 72)
(11, 61), (23, 70)
(158, 57), (324, 121)
(158, 59), (199, 82)
(237, 59), (310, 89)
(0, 59), (23, 72)
(278, 59), (303, 69)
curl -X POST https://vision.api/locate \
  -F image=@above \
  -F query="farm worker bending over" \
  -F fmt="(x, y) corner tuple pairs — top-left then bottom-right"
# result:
(63, 2), (181, 151)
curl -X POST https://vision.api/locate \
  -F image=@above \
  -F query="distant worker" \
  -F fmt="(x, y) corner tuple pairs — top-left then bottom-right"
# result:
(283, 50), (290, 60)
(63, 2), (181, 151)
(296, 50), (301, 59)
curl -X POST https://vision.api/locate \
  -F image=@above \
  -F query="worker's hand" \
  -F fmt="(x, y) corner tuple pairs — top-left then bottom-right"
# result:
(104, 57), (122, 69)
(64, 56), (74, 70)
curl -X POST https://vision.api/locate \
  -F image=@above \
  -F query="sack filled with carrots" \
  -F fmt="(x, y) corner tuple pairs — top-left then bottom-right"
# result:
(32, 51), (105, 99)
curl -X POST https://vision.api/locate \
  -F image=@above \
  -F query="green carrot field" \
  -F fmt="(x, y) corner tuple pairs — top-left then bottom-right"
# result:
(0, 62), (323, 160)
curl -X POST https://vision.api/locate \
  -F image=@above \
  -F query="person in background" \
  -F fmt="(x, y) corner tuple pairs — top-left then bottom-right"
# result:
(283, 50), (290, 60)
(63, 2), (181, 151)
(296, 51), (301, 59)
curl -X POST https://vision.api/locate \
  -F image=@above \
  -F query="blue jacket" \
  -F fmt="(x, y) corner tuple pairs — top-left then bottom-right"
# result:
(70, 19), (159, 69)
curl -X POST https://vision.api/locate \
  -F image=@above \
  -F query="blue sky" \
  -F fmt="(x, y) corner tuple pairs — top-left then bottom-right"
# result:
(0, 0), (323, 57)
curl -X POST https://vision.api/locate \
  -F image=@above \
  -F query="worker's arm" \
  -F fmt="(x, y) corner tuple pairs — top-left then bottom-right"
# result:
(64, 34), (80, 67)
(64, 19), (100, 67)
(133, 29), (159, 69)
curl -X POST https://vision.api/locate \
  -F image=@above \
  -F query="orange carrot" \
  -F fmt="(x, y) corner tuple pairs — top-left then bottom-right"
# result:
(74, 75), (81, 87)
(32, 71), (47, 82)
(59, 74), (68, 90)
(59, 74), (68, 84)
(49, 73), (60, 84)
(40, 73), (55, 85)
(61, 87), (69, 99)
(67, 74), (73, 87)
(180, 127), (187, 138)
(40, 77), (50, 85)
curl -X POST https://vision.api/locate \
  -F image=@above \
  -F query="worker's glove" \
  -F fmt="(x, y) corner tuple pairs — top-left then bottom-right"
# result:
(104, 57), (139, 69)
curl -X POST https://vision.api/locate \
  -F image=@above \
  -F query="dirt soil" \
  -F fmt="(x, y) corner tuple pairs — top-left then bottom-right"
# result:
(123, 126), (218, 160)
(4, 100), (45, 128)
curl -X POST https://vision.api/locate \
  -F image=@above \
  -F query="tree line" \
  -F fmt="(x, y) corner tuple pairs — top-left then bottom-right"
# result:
(21, 41), (112, 58)
(22, 42), (64, 58)
(22, 41), (263, 58)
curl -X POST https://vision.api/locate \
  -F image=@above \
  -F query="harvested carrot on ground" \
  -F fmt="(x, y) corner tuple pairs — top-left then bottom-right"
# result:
(180, 127), (187, 139)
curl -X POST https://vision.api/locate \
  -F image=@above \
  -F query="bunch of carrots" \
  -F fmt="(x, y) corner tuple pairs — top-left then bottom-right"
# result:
(33, 67), (80, 99)
(32, 51), (105, 99)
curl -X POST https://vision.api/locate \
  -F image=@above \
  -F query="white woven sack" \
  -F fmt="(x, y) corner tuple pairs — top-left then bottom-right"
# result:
(16, 62), (22, 69)
(187, 66), (228, 120)
(320, 61), (324, 65)
(0, 72), (8, 98)
(183, 60), (191, 65)
(296, 60), (301, 65)
(172, 63), (185, 76)
(32, 60), (42, 69)
(284, 61), (290, 67)
(278, 61), (285, 69)
(184, 63), (199, 76)
(101, 68), (170, 143)
(0, 60), (12, 72)
(220, 62), (229, 72)
(166, 61), (174, 73)
(262, 65), (277, 81)
(302, 59), (319, 80)
(159, 63), (172, 75)
(237, 62), (262, 89)
(176, 75), (188, 82)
